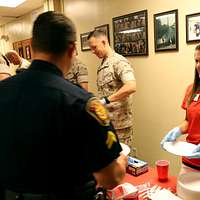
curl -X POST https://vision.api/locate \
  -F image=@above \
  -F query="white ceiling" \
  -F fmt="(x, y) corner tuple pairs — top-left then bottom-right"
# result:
(0, 0), (44, 26)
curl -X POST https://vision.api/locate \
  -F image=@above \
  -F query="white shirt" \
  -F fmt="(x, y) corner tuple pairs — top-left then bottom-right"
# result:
(20, 58), (30, 69)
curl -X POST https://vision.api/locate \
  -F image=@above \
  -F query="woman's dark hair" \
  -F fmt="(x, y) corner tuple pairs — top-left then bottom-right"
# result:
(188, 44), (200, 105)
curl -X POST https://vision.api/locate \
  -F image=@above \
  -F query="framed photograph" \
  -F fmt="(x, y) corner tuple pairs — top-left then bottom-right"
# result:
(112, 10), (148, 56)
(95, 24), (110, 43)
(80, 32), (90, 51)
(18, 47), (24, 58)
(154, 9), (178, 52)
(25, 45), (31, 59)
(186, 12), (200, 43)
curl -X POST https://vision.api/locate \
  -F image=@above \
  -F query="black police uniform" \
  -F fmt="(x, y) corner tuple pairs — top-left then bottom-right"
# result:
(0, 60), (122, 200)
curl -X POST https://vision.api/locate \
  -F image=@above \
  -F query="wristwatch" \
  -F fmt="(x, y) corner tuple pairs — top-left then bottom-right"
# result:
(104, 96), (110, 104)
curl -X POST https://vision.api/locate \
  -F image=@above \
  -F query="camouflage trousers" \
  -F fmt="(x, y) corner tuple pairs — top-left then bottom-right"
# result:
(116, 127), (134, 156)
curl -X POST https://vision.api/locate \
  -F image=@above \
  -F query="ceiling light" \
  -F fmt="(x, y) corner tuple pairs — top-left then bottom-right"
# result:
(0, 0), (26, 8)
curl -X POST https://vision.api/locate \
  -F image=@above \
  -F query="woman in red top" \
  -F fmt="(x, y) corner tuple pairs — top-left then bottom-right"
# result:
(161, 44), (200, 174)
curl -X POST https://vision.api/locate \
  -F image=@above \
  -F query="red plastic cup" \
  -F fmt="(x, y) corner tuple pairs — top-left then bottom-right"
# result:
(155, 160), (169, 182)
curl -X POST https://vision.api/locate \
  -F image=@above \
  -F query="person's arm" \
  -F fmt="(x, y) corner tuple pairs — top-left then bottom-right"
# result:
(79, 82), (88, 91)
(179, 119), (188, 134)
(0, 73), (11, 80)
(161, 117), (189, 147)
(100, 59), (136, 104)
(93, 154), (127, 189)
(75, 58), (88, 91)
(84, 98), (127, 189)
(108, 80), (136, 102)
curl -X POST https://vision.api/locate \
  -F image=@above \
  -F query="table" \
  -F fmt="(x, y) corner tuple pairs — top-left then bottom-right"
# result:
(123, 167), (177, 199)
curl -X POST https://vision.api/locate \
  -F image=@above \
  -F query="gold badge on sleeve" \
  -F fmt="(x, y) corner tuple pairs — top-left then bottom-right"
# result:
(106, 131), (117, 149)
(86, 97), (110, 126)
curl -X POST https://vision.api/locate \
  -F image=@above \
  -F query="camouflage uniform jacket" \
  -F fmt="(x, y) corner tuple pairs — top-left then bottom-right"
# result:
(97, 52), (135, 129)
(65, 58), (88, 85)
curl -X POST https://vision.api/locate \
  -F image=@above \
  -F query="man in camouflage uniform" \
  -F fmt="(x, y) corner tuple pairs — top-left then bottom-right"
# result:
(65, 51), (88, 91)
(88, 30), (136, 152)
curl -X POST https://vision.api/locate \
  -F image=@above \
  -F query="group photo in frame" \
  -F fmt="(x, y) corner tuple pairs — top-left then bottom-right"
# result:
(112, 10), (148, 56)
(186, 12), (200, 43)
(80, 32), (90, 51)
(95, 24), (110, 43)
(154, 9), (178, 52)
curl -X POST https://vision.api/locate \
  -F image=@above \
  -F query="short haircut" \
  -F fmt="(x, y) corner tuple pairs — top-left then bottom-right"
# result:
(32, 11), (76, 55)
(87, 29), (107, 40)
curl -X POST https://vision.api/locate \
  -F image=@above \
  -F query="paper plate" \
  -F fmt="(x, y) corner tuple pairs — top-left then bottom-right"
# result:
(120, 143), (130, 156)
(177, 172), (200, 200)
(163, 141), (197, 157)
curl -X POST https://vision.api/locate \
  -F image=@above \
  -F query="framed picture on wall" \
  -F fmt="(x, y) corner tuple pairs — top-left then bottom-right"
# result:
(80, 32), (91, 51)
(154, 9), (178, 52)
(25, 45), (31, 59)
(18, 47), (24, 58)
(95, 24), (110, 43)
(13, 41), (21, 52)
(186, 12), (200, 43)
(112, 10), (148, 56)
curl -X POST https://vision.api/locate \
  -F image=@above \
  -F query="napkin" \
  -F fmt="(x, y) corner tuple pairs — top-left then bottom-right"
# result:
(151, 188), (182, 200)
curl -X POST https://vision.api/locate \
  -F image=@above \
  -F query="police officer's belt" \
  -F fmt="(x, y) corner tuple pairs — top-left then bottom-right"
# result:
(4, 180), (108, 200)
(5, 191), (54, 200)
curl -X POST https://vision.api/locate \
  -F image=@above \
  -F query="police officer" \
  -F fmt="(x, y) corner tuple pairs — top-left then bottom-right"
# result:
(88, 30), (136, 153)
(0, 11), (127, 200)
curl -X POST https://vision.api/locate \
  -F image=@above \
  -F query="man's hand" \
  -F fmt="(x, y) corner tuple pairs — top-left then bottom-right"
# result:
(99, 98), (106, 105)
(93, 154), (127, 189)
(117, 154), (128, 167)
(99, 97), (110, 105)
(160, 127), (182, 149)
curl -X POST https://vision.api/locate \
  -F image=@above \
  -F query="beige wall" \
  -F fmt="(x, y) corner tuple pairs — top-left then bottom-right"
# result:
(64, 0), (199, 175)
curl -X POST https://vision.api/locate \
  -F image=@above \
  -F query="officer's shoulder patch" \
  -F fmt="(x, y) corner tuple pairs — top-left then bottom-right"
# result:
(106, 131), (117, 149)
(86, 97), (110, 126)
